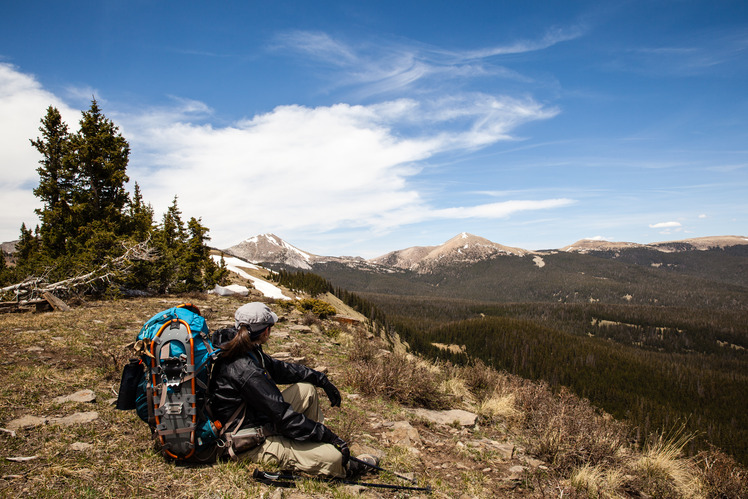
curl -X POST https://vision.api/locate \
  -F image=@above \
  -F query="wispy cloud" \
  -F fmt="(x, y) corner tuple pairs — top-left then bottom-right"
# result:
(614, 28), (748, 77)
(272, 26), (583, 97)
(649, 221), (682, 229)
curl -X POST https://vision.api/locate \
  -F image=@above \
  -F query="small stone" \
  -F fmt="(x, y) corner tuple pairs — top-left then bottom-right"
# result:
(409, 408), (478, 426)
(389, 421), (421, 447)
(289, 325), (312, 334)
(341, 485), (366, 495)
(350, 443), (384, 460)
(508, 465), (527, 479)
(271, 351), (292, 359)
(496, 443), (515, 459)
(70, 442), (93, 452)
(523, 457), (544, 468)
(53, 389), (96, 404)
(50, 411), (99, 427)
(6, 415), (47, 431)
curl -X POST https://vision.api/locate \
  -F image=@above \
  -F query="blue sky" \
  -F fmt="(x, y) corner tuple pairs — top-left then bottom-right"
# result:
(1, 1), (747, 258)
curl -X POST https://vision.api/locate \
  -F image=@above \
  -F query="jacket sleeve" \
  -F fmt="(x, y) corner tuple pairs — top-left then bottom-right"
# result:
(262, 351), (328, 387)
(232, 360), (329, 442)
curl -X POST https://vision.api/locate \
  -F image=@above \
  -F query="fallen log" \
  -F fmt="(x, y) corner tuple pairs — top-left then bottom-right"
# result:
(42, 292), (70, 312)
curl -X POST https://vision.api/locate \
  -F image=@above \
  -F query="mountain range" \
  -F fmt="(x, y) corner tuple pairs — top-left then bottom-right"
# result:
(222, 232), (748, 309)
(225, 232), (748, 272)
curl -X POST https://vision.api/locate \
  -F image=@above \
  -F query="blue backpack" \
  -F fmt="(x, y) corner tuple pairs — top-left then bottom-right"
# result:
(133, 304), (223, 461)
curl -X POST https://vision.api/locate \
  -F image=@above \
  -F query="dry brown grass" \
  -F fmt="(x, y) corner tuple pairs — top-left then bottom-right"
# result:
(344, 334), (449, 409)
(570, 462), (625, 498)
(635, 427), (703, 498)
(2, 294), (746, 498)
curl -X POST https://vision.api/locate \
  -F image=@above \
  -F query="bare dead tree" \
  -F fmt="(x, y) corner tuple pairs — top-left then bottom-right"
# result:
(1, 238), (155, 311)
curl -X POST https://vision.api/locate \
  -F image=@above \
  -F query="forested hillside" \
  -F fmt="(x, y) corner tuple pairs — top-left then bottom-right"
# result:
(293, 251), (748, 466)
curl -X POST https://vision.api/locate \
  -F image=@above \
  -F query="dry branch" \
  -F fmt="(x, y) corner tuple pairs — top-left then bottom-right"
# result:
(0, 239), (154, 311)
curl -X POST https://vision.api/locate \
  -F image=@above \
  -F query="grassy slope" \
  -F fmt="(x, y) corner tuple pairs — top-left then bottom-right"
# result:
(0, 293), (745, 498)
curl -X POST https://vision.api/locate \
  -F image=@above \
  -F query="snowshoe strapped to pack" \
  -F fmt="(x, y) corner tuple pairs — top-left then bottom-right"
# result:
(133, 304), (222, 461)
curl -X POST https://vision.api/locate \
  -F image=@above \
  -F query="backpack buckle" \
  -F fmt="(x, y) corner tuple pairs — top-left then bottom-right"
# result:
(164, 402), (184, 415)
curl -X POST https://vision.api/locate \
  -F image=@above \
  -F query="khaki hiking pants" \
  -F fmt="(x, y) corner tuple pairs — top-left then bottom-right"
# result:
(237, 382), (346, 477)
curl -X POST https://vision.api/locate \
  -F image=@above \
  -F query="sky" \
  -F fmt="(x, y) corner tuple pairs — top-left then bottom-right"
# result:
(1, 1), (747, 258)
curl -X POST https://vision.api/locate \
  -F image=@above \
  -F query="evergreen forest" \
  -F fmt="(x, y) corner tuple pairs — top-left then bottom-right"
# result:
(0, 102), (228, 296)
(289, 258), (748, 467)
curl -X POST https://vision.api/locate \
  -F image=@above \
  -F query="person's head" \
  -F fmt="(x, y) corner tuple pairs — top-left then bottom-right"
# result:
(220, 302), (278, 359)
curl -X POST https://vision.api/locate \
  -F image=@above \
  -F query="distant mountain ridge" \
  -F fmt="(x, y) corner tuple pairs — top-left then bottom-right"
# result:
(224, 232), (748, 272)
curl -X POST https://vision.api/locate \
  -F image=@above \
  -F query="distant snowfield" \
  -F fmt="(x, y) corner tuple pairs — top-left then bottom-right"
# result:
(211, 255), (290, 300)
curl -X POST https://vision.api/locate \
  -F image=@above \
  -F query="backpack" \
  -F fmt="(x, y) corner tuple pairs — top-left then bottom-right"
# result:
(131, 303), (223, 461)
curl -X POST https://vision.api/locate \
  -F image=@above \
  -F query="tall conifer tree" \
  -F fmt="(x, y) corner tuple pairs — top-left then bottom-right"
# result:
(30, 106), (72, 258)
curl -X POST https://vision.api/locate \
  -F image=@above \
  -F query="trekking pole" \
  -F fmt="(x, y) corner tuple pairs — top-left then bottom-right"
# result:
(253, 469), (432, 493)
(348, 455), (417, 484)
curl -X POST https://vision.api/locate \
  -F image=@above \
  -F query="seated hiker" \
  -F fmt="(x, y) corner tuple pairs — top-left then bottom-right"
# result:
(210, 302), (375, 478)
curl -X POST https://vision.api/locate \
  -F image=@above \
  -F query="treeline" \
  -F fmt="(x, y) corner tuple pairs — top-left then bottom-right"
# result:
(313, 250), (748, 310)
(272, 268), (748, 464)
(271, 270), (334, 297)
(0, 101), (227, 295)
(352, 292), (748, 466)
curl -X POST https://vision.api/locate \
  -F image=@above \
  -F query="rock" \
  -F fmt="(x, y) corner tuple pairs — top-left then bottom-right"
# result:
(522, 456), (544, 468)
(409, 408), (478, 426)
(314, 365), (329, 374)
(50, 411), (99, 427)
(212, 284), (249, 296)
(270, 331), (290, 339)
(508, 465), (527, 479)
(6, 415), (47, 431)
(389, 421), (422, 447)
(70, 442), (93, 452)
(350, 443), (385, 460)
(341, 485), (366, 495)
(52, 389), (96, 404)
(271, 351), (292, 359)
(289, 325), (312, 334)
(496, 443), (515, 460)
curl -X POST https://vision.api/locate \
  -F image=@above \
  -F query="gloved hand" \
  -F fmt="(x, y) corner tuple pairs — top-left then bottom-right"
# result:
(322, 427), (349, 466)
(320, 376), (341, 407)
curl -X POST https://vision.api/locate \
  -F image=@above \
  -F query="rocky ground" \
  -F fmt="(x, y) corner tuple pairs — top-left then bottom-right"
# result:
(0, 289), (745, 498)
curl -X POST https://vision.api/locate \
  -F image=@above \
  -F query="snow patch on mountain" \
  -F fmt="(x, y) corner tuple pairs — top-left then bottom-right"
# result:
(210, 254), (290, 300)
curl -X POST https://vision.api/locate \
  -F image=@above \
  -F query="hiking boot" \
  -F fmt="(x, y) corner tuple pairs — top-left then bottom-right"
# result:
(346, 454), (379, 479)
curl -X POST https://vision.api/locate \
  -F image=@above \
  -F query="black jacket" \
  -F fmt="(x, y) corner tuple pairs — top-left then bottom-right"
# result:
(209, 327), (331, 442)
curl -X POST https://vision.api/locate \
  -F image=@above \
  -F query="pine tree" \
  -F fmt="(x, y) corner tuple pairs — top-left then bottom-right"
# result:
(68, 99), (130, 237)
(14, 223), (42, 275)
(30, 107), (73, 258)
(127, 182), (155, 241)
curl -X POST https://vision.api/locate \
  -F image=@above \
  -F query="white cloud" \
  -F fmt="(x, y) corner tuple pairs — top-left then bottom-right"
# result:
(0, 63), (570, 248)
(122, 95), (562, 247)
(648, 221), (682, 229)
(698, 214), (707, 219)
(0, 63), (80, 239)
